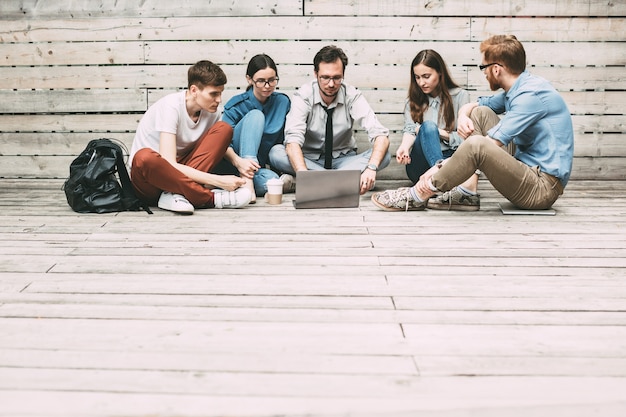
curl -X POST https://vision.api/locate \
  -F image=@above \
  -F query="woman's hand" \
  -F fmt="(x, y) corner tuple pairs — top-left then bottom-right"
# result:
(234, 157), (261, 179)
(395, 145), (411, 165)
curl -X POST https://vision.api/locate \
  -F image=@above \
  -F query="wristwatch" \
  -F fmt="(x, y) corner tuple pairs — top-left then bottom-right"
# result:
(366, 163), (378, 171)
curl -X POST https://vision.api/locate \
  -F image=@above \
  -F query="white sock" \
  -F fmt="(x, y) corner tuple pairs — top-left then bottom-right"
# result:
(409, 187), (424, 203)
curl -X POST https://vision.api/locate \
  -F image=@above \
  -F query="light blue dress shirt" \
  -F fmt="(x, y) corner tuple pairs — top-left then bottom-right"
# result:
(478, 71), (574, 186)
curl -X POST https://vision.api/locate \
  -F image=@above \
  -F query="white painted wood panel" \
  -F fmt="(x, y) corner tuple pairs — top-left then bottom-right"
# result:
(0, 3), (623, 180)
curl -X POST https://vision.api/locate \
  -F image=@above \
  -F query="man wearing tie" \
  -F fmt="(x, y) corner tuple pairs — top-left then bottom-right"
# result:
(269, 45), (391, 195)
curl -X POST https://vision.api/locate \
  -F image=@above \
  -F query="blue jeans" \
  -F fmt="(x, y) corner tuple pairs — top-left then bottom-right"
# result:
(230, 110), (280, 196)
(269, 145), (391, 174)
(406, 121), (454, 183)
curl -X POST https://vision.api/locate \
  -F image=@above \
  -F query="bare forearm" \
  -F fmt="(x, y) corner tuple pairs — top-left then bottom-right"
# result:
(286, 142), (308, 171)
(172, 162), (216, 186)
(223, 147), (240, 165)
(368, 135), (390, 167)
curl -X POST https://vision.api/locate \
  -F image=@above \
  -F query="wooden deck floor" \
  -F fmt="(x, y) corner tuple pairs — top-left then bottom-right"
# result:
(1, 178), (625, 416)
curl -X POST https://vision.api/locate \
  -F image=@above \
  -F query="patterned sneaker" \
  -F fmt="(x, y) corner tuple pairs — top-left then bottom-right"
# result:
(427, 187), (480, 211)
(371, 187), (426, 212)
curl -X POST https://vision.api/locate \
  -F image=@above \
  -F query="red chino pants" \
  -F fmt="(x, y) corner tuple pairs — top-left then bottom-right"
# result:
(130, 121), (232, 208)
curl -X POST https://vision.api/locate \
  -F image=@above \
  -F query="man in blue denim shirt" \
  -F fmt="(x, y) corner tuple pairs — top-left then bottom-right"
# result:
(372, 34), (574, 212)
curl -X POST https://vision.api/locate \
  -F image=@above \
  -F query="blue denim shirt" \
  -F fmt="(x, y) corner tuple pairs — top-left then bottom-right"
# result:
(478, 71), (574, 186)
(222, 89), (291, 164)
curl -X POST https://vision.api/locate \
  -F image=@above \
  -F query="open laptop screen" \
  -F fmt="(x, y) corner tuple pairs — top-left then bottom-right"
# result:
(293, 170), (361, 209)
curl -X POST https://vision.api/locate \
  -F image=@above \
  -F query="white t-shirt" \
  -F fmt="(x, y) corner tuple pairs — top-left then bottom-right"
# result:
(129, 91), (220, 163)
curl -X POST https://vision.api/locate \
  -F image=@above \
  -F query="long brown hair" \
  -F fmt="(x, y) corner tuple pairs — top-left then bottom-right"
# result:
(408, 50), (459, 131)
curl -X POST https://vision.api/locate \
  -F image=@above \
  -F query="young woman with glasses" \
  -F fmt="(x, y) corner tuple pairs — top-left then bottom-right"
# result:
(395, 49), (470, 183)
(221, 54), (291, 202)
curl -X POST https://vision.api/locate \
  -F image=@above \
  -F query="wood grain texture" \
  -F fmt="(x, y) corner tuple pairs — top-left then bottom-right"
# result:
(0, 178), (625, 416)
(0, 2), (624, 180)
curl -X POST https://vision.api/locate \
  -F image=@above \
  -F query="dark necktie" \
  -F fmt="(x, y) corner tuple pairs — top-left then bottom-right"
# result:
(324, 107), (335, 169)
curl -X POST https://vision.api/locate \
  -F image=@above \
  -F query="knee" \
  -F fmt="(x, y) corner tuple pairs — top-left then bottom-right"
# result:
(470, 106), (493, 117)
(416, 120), (440, 144)
(213, 121), (234, 139)
(269, 144), (286, 159)
(462, 135), (493, 153)
(420, 120), (439, 135)
(132, 148), (159, 169)
(209, 121), (233, 147)
(244, 109), (265, 126)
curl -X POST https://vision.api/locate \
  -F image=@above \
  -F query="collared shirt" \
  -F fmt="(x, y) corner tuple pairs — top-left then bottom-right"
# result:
(284, 80), (389, 159)
(478, 71), (574, 186)
(402, 87), (470, 150)
(222, 89), (291, 165)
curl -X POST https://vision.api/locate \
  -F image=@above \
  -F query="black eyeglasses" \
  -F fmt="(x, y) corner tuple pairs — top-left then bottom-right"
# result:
(479, 63), (500, 71)
(252, 77), (279, 88)
(318, 75), (343, 85)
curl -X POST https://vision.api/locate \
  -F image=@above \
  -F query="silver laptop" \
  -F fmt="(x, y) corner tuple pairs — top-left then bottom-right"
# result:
(499, 202), (556, 215)
(293, 170), (361, 209)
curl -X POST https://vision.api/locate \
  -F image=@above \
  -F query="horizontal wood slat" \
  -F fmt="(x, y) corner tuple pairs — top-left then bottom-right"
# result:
(2, 16), (623, 43)
(1, 89), (622, 115)
(1, 4), (624, 180)
(4, 40), (624, 68)
(4, 0), (623, 18)
(2, 66), (624, 93)
(305, 0), (626, 17)
(0, 0), (304, 19)
(1, 176), (626, 415)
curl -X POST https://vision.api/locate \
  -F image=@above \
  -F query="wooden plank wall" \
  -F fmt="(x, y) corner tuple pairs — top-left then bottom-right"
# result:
(0, 0), (624, 180)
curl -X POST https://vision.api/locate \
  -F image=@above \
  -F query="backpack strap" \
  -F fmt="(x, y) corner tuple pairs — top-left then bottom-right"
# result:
(109, 140), (153, 214)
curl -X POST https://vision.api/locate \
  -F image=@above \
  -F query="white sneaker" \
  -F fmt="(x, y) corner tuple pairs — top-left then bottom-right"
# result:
(280, 173), (296, 194)
(158, 192), (194, 214)
(213, 188), (252, 209)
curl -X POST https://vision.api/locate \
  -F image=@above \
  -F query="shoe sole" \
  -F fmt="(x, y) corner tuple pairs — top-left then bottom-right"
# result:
(371, 194), (425, 211)
(426, 201), (480, 211)
(157, 205), (194, 215)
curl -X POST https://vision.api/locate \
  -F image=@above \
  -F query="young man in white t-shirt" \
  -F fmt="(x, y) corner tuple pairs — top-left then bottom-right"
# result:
(129, 60), (252, 214)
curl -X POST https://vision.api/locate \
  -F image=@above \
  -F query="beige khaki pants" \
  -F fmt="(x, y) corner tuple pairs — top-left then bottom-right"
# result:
(431, 107), (564, 209)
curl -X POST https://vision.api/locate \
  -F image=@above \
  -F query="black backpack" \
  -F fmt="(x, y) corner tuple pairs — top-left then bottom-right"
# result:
(63, 138), (152, 214)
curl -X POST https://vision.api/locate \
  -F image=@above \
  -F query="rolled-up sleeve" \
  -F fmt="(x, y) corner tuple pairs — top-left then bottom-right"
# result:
(349, 90), (389, 143)
(283, 89), (311, 147)
(402, 101), (417, 135)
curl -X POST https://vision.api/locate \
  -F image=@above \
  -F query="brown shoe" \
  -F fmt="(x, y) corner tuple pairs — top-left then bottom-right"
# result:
(427, 187), (480, 211)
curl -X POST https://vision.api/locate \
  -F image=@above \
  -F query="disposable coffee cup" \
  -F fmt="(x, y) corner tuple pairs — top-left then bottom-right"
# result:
(266, 178), (283, 205)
